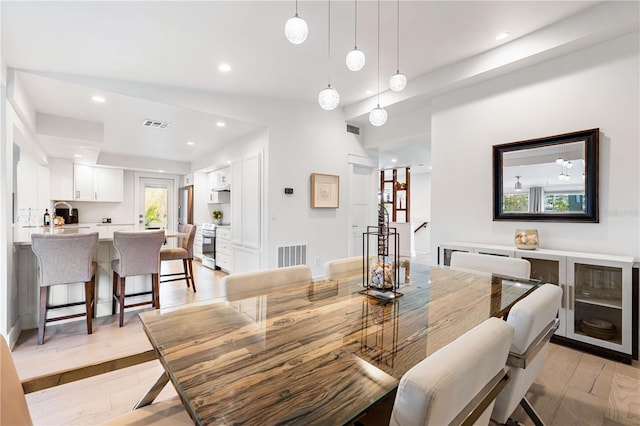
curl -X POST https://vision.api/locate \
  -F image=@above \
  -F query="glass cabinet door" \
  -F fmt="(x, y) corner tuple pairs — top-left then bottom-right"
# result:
(567, 257), (631, 354)
(517, 253), (567, 336)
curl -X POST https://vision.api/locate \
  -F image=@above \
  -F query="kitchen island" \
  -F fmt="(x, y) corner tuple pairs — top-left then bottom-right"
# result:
(13, 224), (176, 331)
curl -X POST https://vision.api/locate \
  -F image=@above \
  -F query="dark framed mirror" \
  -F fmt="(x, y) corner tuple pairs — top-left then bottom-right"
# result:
(493, 128), (599, 222)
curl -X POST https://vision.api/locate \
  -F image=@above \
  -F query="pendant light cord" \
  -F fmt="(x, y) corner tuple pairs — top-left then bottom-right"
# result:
(376, 0), (380, 105)
(328, 0), (332, 86)
(354, 0), (358, 48)
(396, 0), (400, 73)
(295, 0), (298, 15)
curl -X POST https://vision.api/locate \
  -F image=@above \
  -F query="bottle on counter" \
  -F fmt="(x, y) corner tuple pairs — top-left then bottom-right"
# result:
(44, 209), (51, 226)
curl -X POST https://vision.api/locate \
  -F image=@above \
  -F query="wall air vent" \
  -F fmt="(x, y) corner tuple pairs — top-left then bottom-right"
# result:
(142, 119), (171, 129)
(346, 124), (360, 135)
(277, 244), (307, 268)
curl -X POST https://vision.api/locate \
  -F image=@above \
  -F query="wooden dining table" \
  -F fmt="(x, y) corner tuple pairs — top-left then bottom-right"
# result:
(138, 261), (540, 425)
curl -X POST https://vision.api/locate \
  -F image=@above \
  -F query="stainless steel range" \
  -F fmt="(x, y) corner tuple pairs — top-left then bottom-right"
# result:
(201, 223), (218, 270)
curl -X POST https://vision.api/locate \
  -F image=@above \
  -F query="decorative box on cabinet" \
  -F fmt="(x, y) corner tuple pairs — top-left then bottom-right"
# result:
(440, 242), (638, 363)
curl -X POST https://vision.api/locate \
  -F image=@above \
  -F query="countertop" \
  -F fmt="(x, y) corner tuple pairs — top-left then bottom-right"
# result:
(12, 223), (174, 245)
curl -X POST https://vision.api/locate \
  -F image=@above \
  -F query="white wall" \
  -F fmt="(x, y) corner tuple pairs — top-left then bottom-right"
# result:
(411, 171), (431, 256)
(431, 32), (639, 260)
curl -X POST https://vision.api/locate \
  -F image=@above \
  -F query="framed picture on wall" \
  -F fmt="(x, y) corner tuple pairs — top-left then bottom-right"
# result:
(311, 173), (339, 208)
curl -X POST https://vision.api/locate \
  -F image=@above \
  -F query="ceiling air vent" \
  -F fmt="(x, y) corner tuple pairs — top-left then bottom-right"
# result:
(346, 124), (360, 135)
(142, 119), (170, 129)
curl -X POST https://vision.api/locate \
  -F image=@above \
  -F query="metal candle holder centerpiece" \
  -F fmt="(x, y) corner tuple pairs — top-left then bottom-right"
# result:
(360, 219), (403, 301)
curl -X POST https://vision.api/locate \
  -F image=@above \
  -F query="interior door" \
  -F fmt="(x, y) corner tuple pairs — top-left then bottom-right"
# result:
(349, 163), (377, 257)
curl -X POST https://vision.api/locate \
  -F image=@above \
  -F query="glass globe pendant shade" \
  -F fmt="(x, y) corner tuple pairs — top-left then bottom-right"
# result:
(389, 71), (407, 92)
(285, 14), (308, 45)
(369, 105), (388, 126)
(318, 86), (340, 110)
(346, 48), (365, 71)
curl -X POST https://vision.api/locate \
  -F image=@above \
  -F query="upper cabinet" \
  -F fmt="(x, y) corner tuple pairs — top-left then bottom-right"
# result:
(208, 167), (231, 203)
(49, 158), (75, 201)
(73, 163), (123, 202)
(209, 167), (231, 191)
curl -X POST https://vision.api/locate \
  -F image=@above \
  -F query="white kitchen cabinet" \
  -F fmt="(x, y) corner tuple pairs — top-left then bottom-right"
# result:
(194, 226), (203, 260)
(216, 226), (232, 273)
(440, 241), (638, 362)
(208, 167), (231, 191)
(73, 163), (123, 202)
(230, 151), (262, 273)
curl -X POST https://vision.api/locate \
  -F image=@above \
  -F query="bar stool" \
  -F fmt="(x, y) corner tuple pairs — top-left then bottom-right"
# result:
(111, 230), (165, 327)
(31, 232), (99, 345)
(160, 224), (197, 292)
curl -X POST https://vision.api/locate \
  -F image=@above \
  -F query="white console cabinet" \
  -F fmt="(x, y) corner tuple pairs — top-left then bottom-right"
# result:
(439, 242), (638, 362)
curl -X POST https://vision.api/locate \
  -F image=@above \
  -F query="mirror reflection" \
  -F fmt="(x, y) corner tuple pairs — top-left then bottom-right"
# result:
(493, 128), (599, 222)
(502, 141), (586, 213)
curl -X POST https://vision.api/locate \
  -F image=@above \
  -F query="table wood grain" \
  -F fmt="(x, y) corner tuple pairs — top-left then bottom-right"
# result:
(139, 262), (539, 425)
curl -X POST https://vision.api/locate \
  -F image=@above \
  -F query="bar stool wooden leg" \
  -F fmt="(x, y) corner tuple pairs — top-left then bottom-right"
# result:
(119, 277), (126, 327)
(92, 274), (98, 319)
(37, 287), (48, 345)
(112, 272), (118, 315)
(152, 273), (160, 309)
(84, 280), (93, 335)
(188, 259), (196, 292)
(182, 259), (190, 288)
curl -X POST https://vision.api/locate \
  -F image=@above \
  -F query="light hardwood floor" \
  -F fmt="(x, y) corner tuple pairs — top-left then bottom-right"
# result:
(9, 260), (640, 426)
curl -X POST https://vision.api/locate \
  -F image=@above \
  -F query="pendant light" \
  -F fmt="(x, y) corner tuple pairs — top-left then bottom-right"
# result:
(515, 176), (522, 191)
(319, 0), (340, 110)
(285, 0), (308, 45)
(345, 0), (365, 71)
(389, 0), (407, 92)
(369, 0), (387, 126)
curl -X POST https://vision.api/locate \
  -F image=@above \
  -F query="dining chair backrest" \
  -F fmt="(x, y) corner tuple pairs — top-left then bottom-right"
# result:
(491, 283), (562, 424)
(112, 230), (165, 277)
(31, 233), (99, 287)
(390, 317), (514, 426)
(324, 256), (364, 280)
(450, 251), (531, 279)
(220, 265), (312, 301)
(1, 335), (33, 426)
(180, 224), (196, 258)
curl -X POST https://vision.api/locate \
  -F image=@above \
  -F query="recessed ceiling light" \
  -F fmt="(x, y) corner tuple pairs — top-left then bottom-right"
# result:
(391, 158), (397, 163)
(91, 95), (106, 103)
(216, 121), (226, 128)
(218, 63), (231, 72)
(73, 154), (83, 158)
(158, 170), (165, 173)
(227, 160), (231, 164)
(365, 90), (374, 96)
(495, 32), (510, 41)
(187, 141), (195, 146)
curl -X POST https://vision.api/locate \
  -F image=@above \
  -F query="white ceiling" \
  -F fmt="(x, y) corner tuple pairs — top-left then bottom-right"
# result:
(1, 0), (624, 171)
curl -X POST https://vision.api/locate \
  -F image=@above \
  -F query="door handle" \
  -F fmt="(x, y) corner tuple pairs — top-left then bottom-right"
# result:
(560, 284), (565, 309)
(568, 286), (573, 310)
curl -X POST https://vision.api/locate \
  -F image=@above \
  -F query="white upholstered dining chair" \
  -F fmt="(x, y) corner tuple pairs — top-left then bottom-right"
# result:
(0, 335), (191, 426)
(220, 264), (312, 301)
(450, 252), (531, 279)
(491, 283), (562, 426)
(324, 256), (364, 280)
(390, 317), (515, 426)
(31, 232), (99, 345)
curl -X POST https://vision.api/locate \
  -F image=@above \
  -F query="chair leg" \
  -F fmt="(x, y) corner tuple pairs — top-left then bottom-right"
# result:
(152, 273), (160, 309)
(119, 277), (126, 327)
(188, 259), (196, 293)
(37, 287), (48, 345)
(182, 259), (190, 288)
(92, 274), (98, 318)
(84, 280), (93, 335)
(520, 397), (545, 426)
(112, 272), (118, 315)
